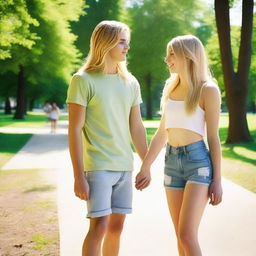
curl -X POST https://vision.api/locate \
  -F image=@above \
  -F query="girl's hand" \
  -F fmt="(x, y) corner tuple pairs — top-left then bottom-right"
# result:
(135, 168), (151, 191)
(209, 179), (222, 205)
(74, 175), (90, 200)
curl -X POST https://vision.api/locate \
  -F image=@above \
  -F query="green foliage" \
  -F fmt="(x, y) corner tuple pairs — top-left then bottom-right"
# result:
(0, 0), (85, 107)
(125, 0), (204, 114)
(71, 0), (122, 58)
(248, 14), (256, 106)
(206, 18), (256, 108)
(0, 0), (39, 60)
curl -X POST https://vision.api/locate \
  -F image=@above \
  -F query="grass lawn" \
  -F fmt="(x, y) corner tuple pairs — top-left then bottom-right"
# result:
(0, 111), (47, 128)
(219, 113), (256, 192)
(0, 112), (47, 168)
(144, 113), (256, 193)
(0, 133), (33, 168)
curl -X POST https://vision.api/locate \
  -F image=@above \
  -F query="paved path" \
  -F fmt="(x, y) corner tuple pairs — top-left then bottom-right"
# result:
(1, 120), (256, 256)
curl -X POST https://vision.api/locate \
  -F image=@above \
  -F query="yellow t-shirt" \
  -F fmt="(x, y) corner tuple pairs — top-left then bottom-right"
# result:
(66, 71), (142, 172)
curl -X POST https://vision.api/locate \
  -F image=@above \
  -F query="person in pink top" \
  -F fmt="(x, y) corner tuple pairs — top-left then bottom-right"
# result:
(49, 103), (60, 133)
(136, 35), (223, 256)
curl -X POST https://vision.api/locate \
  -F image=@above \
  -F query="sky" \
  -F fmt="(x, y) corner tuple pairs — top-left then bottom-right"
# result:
(205, 0), (242, 26)
(125, 0), (244, 26)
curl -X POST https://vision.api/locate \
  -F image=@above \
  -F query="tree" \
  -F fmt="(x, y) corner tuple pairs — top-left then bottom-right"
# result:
(0, 0), (85, 119)
(0, 0), (39, 116)
(248, 13), (256, 113)
(126, 0), (203, 119)
(214, 0), (254, 143)
(0, 0), (39, 60)
(71, 0), (122, 57)
(206, 25), (242, 108)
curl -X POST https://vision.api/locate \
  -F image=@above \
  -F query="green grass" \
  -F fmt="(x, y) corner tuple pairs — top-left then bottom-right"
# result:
(32, 234), (52, 250)
(59, 114), (68, 121)
(218, 113), (256, 165)
(146, 127), (157, 144)
(0, 112), (48, 168)
(24, 185), (56, 193)
(0, 112), (47, 128)
(0, 133), (33, 168)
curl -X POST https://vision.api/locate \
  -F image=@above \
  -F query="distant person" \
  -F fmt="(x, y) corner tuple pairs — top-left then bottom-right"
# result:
(136, 35), (223, 256)
(49, 103), (60, 133)
(43, 102), (52, 120)
(66, 20), (147, 256)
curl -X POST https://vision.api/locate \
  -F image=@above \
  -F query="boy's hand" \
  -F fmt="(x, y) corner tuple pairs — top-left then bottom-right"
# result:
(135, 169), (151, 190)
(74, 176), (90, 200)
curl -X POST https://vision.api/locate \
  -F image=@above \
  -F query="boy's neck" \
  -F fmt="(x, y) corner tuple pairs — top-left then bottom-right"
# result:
(104, 56), (118, 74)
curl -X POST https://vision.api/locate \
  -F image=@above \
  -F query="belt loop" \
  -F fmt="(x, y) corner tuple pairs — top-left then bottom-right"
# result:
(183, 145), (187, 155)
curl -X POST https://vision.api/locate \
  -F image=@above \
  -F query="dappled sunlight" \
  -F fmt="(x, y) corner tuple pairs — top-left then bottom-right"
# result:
(233, 146), (256, 160)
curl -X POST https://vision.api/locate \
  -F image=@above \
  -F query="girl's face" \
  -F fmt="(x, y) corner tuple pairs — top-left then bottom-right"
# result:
(108, 31), (130, 63)
(165, 47), (181, 74)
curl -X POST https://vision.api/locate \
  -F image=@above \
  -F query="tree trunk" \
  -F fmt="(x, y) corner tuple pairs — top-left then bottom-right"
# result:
(215, 0), (253, 143)
(4, 97), (12, 114)
(14, 65), (26, 119)
(29, 98), (35, 111)
(145, 73), (152, 120)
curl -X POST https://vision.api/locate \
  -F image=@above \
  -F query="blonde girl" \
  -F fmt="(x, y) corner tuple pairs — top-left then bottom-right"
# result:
(136, 35), (223, 256)
(66, 20), (147, 256)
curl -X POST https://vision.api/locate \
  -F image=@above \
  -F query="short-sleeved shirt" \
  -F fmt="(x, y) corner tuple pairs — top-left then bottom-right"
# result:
(66, 71), (142, 172)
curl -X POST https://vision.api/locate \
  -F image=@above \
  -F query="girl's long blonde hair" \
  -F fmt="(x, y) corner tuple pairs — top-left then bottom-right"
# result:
(161, 35), (215, 114)
(80, 20), (130, 79)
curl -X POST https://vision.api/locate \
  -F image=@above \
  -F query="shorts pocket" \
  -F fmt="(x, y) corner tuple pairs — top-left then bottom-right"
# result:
(187, 148), (208, 162)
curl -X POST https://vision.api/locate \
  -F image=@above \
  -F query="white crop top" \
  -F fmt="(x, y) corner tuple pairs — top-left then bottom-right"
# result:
(164, 99), (205, 136)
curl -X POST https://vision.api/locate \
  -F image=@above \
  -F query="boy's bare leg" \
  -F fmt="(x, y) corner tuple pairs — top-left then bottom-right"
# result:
(83, 216), (109, 256)
(103, 213), (126, 256)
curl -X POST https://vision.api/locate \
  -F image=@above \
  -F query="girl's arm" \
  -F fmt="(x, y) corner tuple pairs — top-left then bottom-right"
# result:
(135, 114), (168, 190)
(129, 105), (148, 160)
(68, 103), (89, 200)
(203, 86), (223, 206)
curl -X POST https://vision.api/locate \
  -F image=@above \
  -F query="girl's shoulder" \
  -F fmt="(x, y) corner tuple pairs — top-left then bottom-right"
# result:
(201, 81), (220, 96)
(201, 81), (221, 105)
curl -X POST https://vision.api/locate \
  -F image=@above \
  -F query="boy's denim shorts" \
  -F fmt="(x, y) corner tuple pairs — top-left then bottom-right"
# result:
(85, 170), (133, 218)
(164, 140), (213, 190)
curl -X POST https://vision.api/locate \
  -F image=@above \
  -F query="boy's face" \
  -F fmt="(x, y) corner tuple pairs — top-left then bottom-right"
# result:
(108, 31), (130, 63)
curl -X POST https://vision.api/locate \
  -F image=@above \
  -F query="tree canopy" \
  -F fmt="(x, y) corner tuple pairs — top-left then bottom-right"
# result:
(0, 0), (85, 118)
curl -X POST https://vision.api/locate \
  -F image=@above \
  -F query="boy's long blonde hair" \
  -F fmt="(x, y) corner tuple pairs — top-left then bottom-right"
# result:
(161, 35), (215, 114)
(80, 20), (130, 79)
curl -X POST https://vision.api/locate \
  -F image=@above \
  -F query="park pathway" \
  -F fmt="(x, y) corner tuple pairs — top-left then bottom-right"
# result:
(1, 120), (256, 256)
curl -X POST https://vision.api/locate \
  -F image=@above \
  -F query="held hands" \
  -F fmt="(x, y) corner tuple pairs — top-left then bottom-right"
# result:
(74, 175), (90, 200)
(209, 179), (223, 205)
(135, 165), (151, 191)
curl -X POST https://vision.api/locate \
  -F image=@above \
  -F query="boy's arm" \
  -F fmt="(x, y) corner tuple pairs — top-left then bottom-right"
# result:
(135, 115), (168, 190)
(129, 105), (148, 160)
(68, 103), (89, 200)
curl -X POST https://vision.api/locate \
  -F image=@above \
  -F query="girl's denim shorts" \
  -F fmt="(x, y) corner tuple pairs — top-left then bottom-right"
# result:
(164, 140), (213, 190)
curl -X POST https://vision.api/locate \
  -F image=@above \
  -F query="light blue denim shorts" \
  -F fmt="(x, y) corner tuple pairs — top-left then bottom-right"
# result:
(164, 140), (213, 190)
(85, 170), (133, 218)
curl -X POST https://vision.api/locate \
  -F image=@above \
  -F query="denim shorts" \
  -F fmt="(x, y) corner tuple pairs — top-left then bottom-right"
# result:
(164, 140), (213, 190)
(85, 170), (133, 218)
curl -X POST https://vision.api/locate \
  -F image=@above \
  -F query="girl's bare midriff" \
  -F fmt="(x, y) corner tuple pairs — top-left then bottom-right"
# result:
(167, 128), (203, 147)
